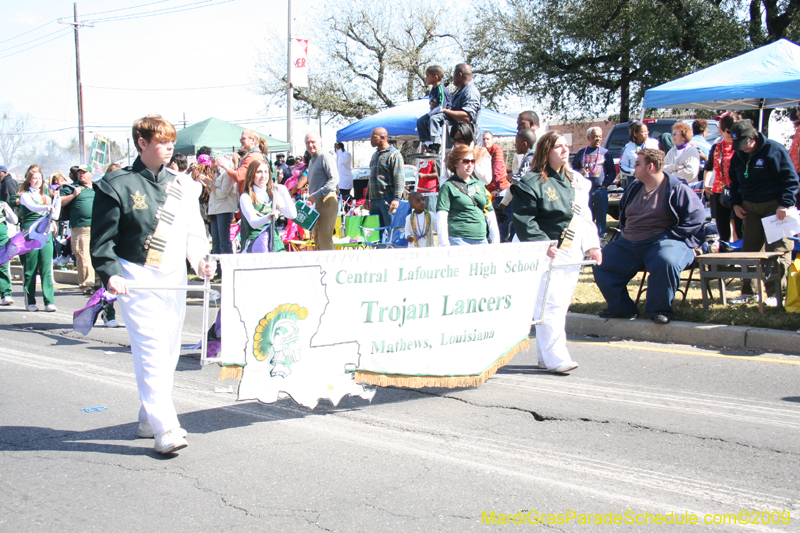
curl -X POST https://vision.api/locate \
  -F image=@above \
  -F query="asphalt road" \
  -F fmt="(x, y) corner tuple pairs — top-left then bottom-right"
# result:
(1, 282), (799, 532)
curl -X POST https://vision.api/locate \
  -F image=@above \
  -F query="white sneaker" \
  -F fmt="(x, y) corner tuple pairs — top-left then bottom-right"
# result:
(104, 319), (119, 328)
(44, 304), (57, 312)
(537, 361), (547, 370)
(764, 296), (778, 307)
(549, 361), (579, 374)
(138, 422), (187, 439)
(26, 304), (39, 312)
(1, 296), (13, 305)
(729, 295), (754, 304)
(154, 428), (188, 454)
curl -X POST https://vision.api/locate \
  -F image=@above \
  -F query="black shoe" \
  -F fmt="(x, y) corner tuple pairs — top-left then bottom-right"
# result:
(82, 287), (95, 296)
(652, 314), (671, 325)
(599, 309), (637, 320)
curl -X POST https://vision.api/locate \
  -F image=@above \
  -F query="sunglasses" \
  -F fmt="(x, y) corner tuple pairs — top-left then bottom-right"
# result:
(461, 159), (476, 164)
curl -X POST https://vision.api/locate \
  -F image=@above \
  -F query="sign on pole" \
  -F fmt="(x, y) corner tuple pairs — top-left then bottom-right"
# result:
(291, 38), (309, 88)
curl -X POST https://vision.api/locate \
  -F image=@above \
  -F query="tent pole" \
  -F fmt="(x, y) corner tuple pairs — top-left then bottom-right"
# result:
(287, 0), (294, 156)
(758, 100), (764, 132)
(640, 108), (645, 121)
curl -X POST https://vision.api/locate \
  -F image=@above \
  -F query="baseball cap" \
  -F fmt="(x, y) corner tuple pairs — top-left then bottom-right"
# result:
(77, 164), (92, 172)
(0, 165), (7, 173)
(730, 120), (756, 151)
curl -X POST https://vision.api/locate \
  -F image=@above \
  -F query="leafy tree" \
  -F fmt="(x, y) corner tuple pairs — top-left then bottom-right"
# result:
(467, 0), (748, 122)
(746, 0), (800, 45)
(258, 0), (462, 121)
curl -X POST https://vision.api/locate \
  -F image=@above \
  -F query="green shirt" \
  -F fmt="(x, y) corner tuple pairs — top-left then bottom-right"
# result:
(60, 183), (95, 228)
(510, 167), (575, 242)
(436, 176), (493, 241)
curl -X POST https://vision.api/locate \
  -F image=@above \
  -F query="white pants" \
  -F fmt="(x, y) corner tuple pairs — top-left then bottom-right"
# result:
(118, 259), (187, 435)
(533, 254), (581, 370)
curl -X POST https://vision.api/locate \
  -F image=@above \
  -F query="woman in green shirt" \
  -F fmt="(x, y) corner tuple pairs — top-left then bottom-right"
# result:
(436, 144), (500, 246)
(18, 164), (61, 312)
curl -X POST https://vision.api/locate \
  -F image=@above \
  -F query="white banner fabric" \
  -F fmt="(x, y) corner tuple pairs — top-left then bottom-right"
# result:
(217, 242), (550, 407)
(290, 38), (309, 88)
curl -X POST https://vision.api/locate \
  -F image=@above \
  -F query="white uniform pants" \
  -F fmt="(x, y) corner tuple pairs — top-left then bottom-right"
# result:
(118, 260), (187, 435)
(533, 258), (580, 370)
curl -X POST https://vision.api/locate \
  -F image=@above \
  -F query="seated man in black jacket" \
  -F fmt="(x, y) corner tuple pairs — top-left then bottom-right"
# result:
(593, 149), (705, 324)
(728, 119), (799, 305)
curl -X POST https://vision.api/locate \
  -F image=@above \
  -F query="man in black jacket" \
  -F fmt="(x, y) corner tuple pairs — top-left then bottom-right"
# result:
(728, 120), (799, 305)
(0, 166), (16, 205)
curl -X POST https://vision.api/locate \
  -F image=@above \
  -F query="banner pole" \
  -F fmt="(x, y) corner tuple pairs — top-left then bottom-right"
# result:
(531, 258), (597, 326)
(201, 259), (211, 366)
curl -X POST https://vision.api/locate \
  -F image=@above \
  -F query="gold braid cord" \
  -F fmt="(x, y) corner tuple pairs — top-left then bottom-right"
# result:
(353, 338), (529, 389)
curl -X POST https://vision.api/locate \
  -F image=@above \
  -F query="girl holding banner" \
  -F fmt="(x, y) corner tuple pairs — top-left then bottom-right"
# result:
(511, 131), (602, 374)
(240, 161), (297, 253)
(18, 164), (60, 312)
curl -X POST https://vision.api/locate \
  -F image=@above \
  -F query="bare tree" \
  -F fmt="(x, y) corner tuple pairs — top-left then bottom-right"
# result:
(0, 105), (38, 169)
(258, 0), (462, 122)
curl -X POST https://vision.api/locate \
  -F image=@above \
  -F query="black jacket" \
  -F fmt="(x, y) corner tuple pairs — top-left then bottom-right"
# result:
(729, 133), (799, 207)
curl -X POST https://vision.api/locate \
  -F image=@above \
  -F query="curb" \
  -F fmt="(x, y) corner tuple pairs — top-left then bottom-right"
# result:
(563, 313), (800, 356)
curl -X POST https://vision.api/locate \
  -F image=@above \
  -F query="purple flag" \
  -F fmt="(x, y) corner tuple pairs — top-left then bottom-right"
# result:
(72, 288), (117, 336)
(0, 214), (52, 266)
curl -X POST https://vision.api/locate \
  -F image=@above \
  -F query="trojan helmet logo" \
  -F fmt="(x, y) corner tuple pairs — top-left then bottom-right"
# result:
(253, 304), (308, 378)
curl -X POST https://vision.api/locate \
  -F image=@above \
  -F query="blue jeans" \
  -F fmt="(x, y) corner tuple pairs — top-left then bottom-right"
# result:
(417, 113), (447, 144)
(589, 186), (609, 237)
(210, 212), (234, 255)
(592, 232), (694, 319)
(449, 236), (487, 246)
(369, 197), (395, 241)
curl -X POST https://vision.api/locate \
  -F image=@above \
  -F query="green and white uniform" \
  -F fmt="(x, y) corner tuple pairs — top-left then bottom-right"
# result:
(19, 188), (60, 306)
(0, 201), (19, 297)
(91, 157), (209, 436)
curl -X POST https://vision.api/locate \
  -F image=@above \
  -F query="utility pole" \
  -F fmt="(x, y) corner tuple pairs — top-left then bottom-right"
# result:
(287, 0), (293, 156)
(58, 3), (94, 165)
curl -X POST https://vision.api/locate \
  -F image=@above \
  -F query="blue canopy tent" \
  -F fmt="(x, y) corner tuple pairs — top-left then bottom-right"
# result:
(642, 39), (800, 129)
(336, 98), (518, 142)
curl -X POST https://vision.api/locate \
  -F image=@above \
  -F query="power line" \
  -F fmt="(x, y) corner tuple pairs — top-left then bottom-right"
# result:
(84, 82), (260, 91)
(86, 0), (233, 23)
(82, 0), (171, 17)
(0, 30), (72, 60)
(0, 28), (71, 54)
(0, 19), (59, 46)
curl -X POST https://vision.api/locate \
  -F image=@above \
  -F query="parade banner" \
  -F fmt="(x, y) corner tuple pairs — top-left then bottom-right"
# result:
(217, 242), (550, 408)
(291, 38), (309, 88)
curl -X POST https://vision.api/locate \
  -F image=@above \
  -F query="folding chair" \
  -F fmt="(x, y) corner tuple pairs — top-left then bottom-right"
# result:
(360, 201), (411, 249)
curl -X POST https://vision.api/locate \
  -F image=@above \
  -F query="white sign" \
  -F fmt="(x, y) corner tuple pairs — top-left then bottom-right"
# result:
(291, 38), (309, 88)
(217, 242), (550, 408)
(762, 207), (800, 244)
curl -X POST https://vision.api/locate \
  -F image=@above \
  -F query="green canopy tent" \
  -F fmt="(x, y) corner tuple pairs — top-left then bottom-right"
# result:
(174, 117), (290, 155)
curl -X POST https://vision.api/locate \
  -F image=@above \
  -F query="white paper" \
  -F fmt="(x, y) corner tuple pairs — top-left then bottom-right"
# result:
(762, 207), (800, 244)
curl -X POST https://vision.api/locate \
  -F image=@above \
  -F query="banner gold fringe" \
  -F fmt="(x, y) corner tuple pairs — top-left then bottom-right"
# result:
(218, 365), (243, 381)
(354, 338), (530, 389)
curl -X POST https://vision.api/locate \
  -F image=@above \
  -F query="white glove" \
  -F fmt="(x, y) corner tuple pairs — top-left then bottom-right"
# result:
(437, 210), (449, 246)
(486, 212), (501, 244)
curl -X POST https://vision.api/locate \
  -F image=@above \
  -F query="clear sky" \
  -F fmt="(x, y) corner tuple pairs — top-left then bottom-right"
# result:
(2, 0), (326, 159)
